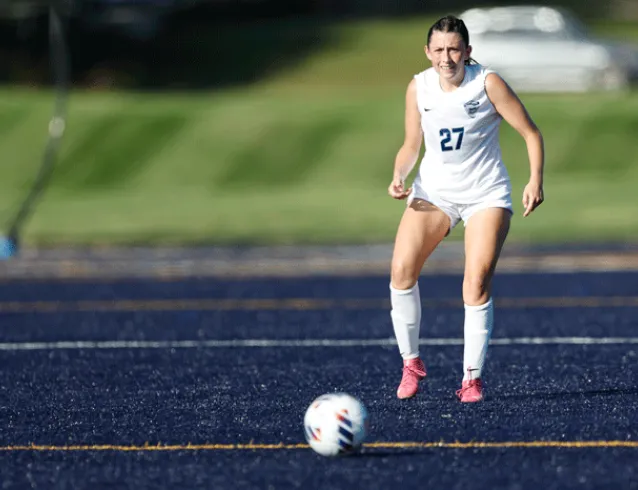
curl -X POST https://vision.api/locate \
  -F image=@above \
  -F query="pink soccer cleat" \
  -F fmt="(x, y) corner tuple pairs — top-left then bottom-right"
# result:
(397, 358), (426, 399)
(456, 376), (484, 403)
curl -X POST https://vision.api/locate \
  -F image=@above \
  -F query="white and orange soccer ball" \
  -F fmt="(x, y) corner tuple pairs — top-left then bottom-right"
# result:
(303, 392), (369, 457)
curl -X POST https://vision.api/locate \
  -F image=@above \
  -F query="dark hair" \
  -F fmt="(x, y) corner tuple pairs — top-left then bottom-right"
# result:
(426, 15), (477, 66)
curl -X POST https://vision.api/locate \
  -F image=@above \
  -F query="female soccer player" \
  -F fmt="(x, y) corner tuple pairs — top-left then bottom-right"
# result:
(388, 15), (544, 402)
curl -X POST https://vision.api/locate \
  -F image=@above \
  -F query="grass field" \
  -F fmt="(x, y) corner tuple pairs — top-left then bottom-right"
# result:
(1, 16), (637, 246)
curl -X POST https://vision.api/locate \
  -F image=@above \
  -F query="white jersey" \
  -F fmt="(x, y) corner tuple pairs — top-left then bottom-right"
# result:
(413, 64), (511, 204)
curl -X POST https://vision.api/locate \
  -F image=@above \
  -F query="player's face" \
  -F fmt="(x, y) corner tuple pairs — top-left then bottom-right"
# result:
(425, 31), (471, 82)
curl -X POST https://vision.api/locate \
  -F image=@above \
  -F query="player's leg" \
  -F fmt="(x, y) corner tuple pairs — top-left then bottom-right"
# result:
(391, 198), (451, 399)
(457, 206), (511, 402)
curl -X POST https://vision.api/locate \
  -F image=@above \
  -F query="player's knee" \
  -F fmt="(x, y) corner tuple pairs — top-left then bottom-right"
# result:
(391, 259), (418, 290)
(463, 276), (490, 305)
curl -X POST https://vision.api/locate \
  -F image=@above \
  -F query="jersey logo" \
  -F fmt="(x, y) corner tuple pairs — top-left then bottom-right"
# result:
(463, 100), (480, 118)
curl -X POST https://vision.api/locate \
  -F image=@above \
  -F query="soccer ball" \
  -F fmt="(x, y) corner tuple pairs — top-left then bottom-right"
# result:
(303, 392), (369, 457)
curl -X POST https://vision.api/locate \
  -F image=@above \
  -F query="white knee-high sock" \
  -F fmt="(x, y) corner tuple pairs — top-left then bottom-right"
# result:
(390, 283), (422, 360)
(463, 298), (494, 380)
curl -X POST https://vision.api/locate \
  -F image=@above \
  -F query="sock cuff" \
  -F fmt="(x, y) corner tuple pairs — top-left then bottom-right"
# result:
(464, 297), (493, 311)
(389, 282), (419, 295)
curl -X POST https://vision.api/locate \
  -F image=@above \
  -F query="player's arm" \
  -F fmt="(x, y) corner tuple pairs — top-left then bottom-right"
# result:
(388, 78), (423, 200)
(485, 72), (545, 217)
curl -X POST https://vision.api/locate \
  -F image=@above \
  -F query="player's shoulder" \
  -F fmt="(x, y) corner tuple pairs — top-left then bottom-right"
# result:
(413, 67), (439, 88)
(465, 63), (494, 82)
(417, 67), (438, 78)
(468, 63), (505, 84)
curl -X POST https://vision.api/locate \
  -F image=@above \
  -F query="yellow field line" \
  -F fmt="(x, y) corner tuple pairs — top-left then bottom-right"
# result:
(0, 296), (637, 313)
(1, 441), (637, 451)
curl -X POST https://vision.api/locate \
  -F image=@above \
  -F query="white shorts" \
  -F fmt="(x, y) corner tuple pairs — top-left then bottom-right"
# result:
(408, 183), (513, 231)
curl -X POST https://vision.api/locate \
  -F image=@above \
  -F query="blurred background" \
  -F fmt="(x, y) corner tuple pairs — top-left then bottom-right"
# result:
(1, 0), (637, 248)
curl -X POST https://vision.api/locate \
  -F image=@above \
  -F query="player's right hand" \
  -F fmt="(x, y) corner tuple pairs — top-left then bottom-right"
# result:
(388, 176), (412, 200)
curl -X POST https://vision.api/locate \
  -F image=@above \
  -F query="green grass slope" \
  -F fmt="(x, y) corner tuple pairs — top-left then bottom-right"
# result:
(1, 16), (636, 246)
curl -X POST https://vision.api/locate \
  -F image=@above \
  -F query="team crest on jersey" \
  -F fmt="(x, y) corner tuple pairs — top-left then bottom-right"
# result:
(463, 100), (480, 118)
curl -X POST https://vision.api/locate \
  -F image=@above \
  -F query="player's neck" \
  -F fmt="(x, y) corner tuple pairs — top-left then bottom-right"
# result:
(439, 69), (466, 92)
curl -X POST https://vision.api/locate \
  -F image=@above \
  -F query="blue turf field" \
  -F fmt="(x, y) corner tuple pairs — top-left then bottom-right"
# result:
(1, 271), (637, 489)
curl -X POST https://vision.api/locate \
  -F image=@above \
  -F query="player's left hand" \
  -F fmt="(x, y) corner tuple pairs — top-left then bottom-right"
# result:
(522, 181), (544, 217)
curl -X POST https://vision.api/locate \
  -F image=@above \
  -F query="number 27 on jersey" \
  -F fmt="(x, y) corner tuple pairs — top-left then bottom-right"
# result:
(440, 127), (464, 152)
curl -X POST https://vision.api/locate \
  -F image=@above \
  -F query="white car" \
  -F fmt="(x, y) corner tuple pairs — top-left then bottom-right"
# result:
(460, 6), (638, 92)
